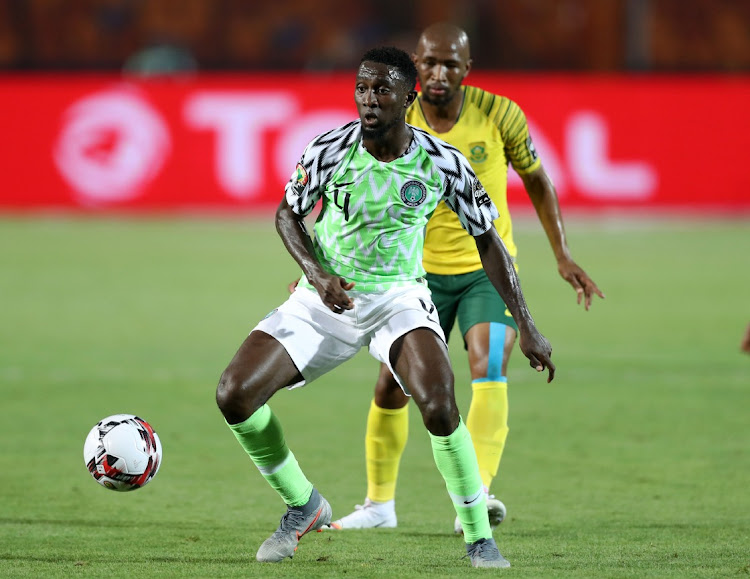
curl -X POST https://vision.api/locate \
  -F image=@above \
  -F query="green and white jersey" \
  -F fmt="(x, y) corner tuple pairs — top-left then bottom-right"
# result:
(285, 120), (499, 293)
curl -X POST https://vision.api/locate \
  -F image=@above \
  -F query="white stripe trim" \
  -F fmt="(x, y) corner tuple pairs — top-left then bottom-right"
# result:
(257, 452), (292, 476)
(448, 486), (484, 508)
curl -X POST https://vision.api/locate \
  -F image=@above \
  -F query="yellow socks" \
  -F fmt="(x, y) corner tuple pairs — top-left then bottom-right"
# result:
(466, 380), (509, 489)
(365, 400), (409, 503)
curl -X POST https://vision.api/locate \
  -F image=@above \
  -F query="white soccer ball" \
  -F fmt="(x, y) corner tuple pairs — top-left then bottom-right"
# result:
(83, 414), (162, 492)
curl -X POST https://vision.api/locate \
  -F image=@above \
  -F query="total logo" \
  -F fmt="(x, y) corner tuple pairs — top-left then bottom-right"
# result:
(52, 85), (658, 206)
(54, 87), (171, 205)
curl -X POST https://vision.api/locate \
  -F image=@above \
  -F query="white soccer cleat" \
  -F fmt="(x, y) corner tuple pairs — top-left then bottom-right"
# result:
(325, 498), (397, 529)
(454, 494), (507, 535)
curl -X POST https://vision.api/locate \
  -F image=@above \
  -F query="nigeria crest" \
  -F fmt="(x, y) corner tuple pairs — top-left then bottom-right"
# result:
(400, 180), (427, 207)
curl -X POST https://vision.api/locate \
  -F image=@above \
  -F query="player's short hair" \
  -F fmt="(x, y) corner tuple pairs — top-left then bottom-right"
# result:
(360, 46), (417, 91)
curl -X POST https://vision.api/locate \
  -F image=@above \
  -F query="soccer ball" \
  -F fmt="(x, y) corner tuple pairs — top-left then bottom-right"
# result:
(83, 414), (162, 492)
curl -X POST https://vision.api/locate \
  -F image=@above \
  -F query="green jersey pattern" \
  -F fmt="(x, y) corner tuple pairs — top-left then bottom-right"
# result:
(285, 121), (499, 293)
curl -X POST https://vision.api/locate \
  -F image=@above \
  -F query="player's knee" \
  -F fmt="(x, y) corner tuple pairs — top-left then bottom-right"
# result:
(417, 391), (459, 436)
(216, 367), (253, 420)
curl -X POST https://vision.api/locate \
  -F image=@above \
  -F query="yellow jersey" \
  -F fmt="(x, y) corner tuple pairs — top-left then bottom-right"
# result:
(407, 85), (541, 274)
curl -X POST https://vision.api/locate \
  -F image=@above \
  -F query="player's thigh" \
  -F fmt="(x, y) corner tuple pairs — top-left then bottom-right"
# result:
(392, 328), (458, 434)
(218, 329), (304, 419)
(222, 330), (302, 387)
(368, 285), (446, 397)
(455, 269), (518, 378)
(374, 362), (409, 409)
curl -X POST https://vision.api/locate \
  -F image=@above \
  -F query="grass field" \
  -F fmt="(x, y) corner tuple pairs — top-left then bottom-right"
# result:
(1, 216), (748, 578)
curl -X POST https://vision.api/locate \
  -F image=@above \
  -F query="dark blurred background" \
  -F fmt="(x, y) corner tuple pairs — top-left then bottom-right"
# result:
(1, 0), (748, 72)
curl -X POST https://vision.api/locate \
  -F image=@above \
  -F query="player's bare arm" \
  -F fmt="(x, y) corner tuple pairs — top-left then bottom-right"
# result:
(521, 165), (605, 310)
(474, 227), (555, 382)
(275, 199), (354, 313)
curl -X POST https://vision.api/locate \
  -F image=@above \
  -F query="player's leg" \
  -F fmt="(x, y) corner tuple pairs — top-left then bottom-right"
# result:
(216, 330), (332, 562)
(393, 327), (509, 567)
(465, 322), (516, 487)
(368, 365), (409, 507)
(367, 286), (509, 567)
(217, 329), (314, 506)
(216, 289), (357, 561)
(456, 269), (519, 532)
(462, 321), (514, 531)
(330, 284), (459, 530)
(329, 364), (407, 529)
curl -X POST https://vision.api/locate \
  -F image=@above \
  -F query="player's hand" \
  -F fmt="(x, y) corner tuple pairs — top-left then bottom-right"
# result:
(558, 259), (605, 311)
(288, 277), (300, 294)
(311, 272), (355, 314)
(741, 323), (750, 354)
(518, 327), (555, 382)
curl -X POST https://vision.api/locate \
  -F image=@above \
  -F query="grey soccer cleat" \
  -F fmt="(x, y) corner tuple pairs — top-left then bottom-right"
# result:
(256, 488), (332, 563)
(465, 537), (511, 568)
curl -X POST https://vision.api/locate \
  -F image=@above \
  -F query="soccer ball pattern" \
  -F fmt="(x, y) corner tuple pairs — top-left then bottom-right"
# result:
(83, 414), (162, 491)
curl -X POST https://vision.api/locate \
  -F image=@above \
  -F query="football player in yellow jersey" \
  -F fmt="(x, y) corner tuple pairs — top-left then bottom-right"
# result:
(327, 23), (604, 533)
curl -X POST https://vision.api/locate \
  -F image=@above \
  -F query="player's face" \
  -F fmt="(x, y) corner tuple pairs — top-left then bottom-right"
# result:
(355, 61), (412, 137)
(413, 36), (471, 106)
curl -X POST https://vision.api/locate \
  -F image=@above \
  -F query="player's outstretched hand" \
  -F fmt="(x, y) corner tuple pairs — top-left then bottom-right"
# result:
(311, 272), (355, 314)
(519, 328), (555, 382)
(558, 259), (605, 311)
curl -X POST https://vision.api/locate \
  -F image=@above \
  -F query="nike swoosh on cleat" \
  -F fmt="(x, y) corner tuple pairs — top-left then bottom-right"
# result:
(296, 507), (323, 540)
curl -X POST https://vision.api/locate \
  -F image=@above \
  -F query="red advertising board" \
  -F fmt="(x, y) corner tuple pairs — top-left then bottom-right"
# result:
(1, 73), (749, 213)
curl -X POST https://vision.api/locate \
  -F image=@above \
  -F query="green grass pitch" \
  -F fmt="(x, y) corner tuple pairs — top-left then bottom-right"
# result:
(0, 215), (748, 578)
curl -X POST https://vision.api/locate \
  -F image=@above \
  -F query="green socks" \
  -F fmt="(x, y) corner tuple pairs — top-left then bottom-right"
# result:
(430, 419), (492, 542)
(227, 404), (312, 507)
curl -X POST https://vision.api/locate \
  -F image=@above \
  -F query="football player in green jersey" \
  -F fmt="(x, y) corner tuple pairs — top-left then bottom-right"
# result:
(330, 23), (603, 535)
(216, 46), (554, 568)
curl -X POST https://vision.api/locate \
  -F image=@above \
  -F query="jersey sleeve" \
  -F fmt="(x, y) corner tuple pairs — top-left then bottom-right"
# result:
(499, 97), (541, 175)
(434, 138), (500, 236)
(285, 121), (359, 217)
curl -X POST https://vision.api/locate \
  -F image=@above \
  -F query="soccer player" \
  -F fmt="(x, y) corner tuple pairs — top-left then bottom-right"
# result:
(216, 46), (554, 569)
(329, 23), (604, 534)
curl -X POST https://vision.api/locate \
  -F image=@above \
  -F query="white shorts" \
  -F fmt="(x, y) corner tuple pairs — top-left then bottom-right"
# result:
(253, 284), (445, 393)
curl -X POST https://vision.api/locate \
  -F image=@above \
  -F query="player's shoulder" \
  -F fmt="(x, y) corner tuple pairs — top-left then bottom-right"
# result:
(307, 119), (360, 151)
(411, 125), (463, 158)
(410, 125), (474, 180)
(463, 85), (525, 117)
(301, 120), (360, 169)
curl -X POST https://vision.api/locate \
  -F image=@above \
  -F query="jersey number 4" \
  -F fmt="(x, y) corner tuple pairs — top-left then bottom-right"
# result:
(334, 189), (351, 221)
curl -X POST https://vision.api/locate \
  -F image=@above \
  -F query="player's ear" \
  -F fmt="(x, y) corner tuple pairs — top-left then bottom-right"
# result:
(464, 58), (473, 79)
(405, 90), (417, 108)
